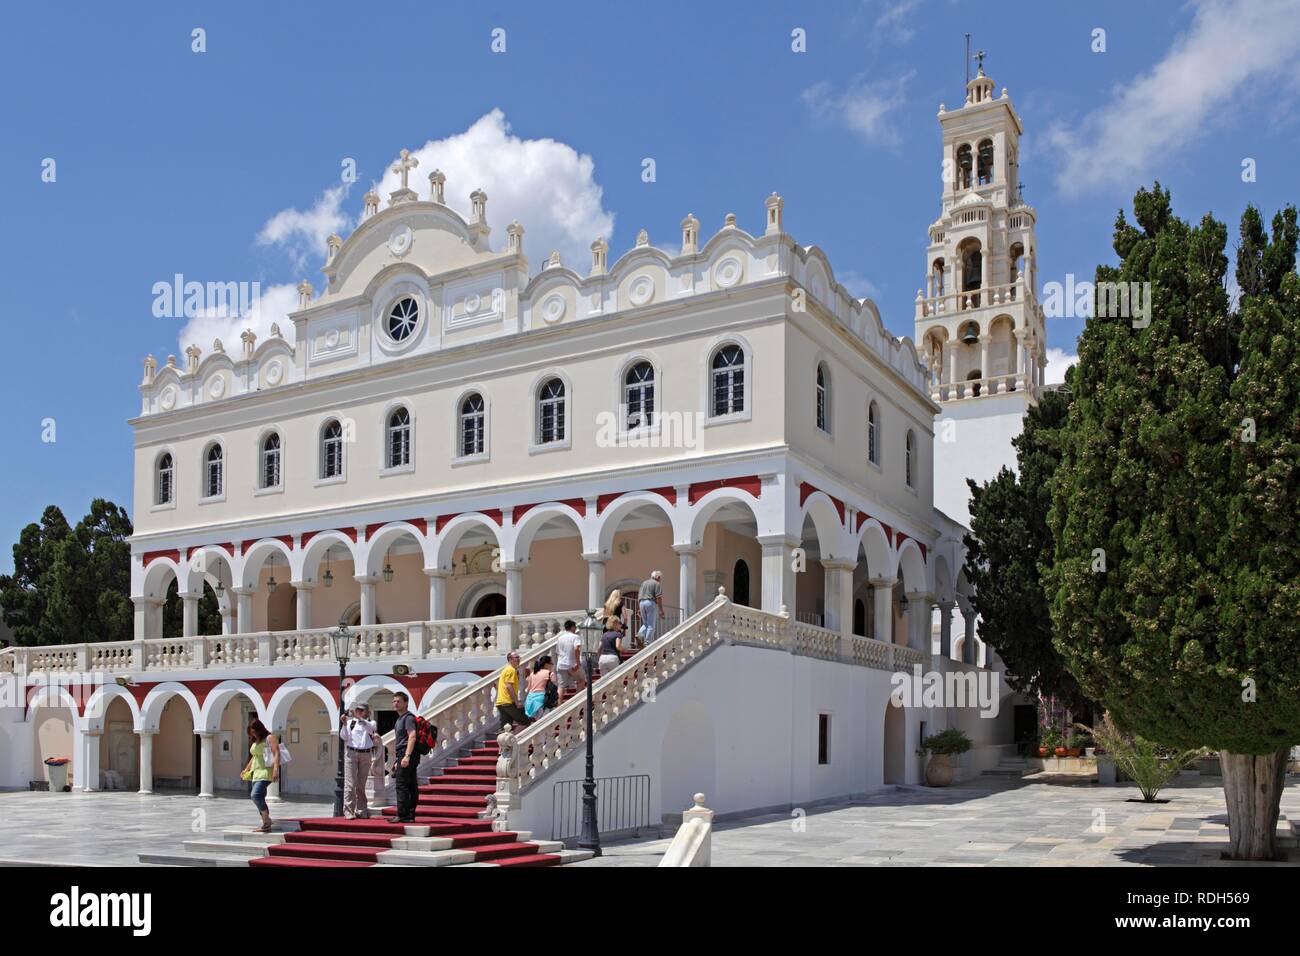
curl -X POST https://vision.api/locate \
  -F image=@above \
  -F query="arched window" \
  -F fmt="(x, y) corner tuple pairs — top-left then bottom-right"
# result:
(321, 419), (344, 479)
(386, 407), (411, 468)
(976, 138), (994, 185)
(867, 402), (879, 466)
(156, 453), (174, 505)
(261, 433), (281, 489)
(624, 361), (655, 429)
(816, 364), (830, 433)
(955, 143), (973, 190)
(203, 444), (223, 498)
(905, 430), (916, 487)
(537, 378), (566, 445)
(733, 559), (751, 607)
(460, 394), (485, 457)
(711, 344), (745, 417)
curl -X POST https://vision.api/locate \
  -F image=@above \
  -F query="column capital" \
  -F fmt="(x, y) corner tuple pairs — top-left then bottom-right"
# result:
(868, 576), (897, 588)
(756, 534), (800, 549)
(937, 599), (956, 612)
(290, 579), (315, 591)
(178, 590), (203, 601)
(580, 552), (607, 564)
(136, 729), (157, 737)
(820, 558), (856, 572)
(904, 589), (935, 603)
(672, 544), (702, 557)
(422, 567), (451, 580)
(195, 731), (216, 739)
(353, 573), (377, 585)
(500, 559), (528, 572)
(231, 586), (255, 596)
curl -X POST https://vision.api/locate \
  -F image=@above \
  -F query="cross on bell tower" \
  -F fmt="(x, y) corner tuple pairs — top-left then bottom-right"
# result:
(389, 148), (420, 204)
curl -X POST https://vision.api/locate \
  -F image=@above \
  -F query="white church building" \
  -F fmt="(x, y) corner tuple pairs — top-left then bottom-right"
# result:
(0, 66), (1040, 842)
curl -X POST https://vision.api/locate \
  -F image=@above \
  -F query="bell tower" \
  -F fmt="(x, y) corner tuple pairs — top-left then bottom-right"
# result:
(916, 57), (1047, 527)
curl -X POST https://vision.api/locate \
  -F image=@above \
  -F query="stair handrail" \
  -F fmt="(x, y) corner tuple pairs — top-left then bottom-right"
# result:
(493, 592), (790, 814)
(376, 611), (582, 765)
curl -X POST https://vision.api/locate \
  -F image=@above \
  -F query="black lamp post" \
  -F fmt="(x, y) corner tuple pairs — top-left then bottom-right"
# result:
(330, 621), (352, 818)
(577, 610), (602, 856)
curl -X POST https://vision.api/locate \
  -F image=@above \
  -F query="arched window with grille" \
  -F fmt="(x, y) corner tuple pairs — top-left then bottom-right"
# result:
(816, 363), (830, 433)
(387, 407), (411, 468)
(156, 453), (174, 505)
(710, 344), (745, 417)
(868, 402), (880, 466)
(261, 433), (281, 489)
(623, 361), (655, 429)
(321, 419), (344, 479)
(460, 393), (485, 457)
(537, 378), (566, 445)
(203, 443), (223, 498)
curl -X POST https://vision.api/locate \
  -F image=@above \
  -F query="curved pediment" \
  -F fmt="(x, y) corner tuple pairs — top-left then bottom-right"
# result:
(323, 202), (497, 301)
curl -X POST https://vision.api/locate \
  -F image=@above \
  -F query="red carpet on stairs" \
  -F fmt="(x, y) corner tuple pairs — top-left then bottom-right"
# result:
(248, 739), (564, 868)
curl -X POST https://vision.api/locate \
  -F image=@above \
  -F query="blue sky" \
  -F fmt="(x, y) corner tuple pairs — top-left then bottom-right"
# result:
(1, 0), (1297, 572)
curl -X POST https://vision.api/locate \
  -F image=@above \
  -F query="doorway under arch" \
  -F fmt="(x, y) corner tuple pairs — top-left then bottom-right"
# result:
(883, 699), (906, 785)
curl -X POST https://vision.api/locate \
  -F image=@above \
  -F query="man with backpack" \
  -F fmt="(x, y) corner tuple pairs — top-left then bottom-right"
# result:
(390, 692), (420, 823)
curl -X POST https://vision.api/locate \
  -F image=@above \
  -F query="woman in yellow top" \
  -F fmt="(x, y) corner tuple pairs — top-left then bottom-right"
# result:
(241, 718), (280, 833)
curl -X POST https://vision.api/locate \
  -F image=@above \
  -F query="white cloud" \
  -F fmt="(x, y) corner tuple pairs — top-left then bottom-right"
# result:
(256, 185), (351, 272)
(176, 282), (301, 357)
(803, 72), (913, 147)
(874, 0), (924, 41)
(836, 270), (881, 300)
(1044, 346), (1078, 386)
(1049, 0), (1300, 196)
(374, 109), (613, 270)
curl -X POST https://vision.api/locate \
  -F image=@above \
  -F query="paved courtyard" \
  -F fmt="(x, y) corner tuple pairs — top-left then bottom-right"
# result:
(0, 776), (1296, 866)
(579, 775), (1300, 867)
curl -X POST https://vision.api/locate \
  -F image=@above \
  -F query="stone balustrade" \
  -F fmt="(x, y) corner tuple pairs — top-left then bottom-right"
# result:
(3, 611), (583, 677)
(489, 594), (944, 821)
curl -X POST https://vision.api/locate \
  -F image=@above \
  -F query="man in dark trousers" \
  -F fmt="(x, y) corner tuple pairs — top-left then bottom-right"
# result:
(390, 691), (420, 823)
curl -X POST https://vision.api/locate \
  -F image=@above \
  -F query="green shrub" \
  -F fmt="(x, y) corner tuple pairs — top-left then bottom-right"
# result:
(1079, 715), (1205, 802)
(917, 728), (973, 757)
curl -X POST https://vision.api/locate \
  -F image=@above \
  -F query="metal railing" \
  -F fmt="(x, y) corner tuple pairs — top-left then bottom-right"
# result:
(551, 774), (652, 845)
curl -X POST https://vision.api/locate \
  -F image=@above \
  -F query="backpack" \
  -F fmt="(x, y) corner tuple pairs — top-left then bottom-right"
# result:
(412, 716), (438, 756)
(544, 679), (559, 711)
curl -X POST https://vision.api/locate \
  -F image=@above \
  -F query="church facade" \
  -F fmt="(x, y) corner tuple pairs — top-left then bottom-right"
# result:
(1, 69), (1033, 824)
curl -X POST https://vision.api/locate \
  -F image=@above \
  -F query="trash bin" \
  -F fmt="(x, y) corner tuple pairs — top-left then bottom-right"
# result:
(44, 757), (70, 792)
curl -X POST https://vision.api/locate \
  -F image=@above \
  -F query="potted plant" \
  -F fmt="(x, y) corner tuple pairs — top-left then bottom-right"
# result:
(43, 756), (71, 793)
(917, 729), (972, 787)
(1040, 727), (1062, 759)
(1077, 715), (1205, 802)
(1065, 733), (1086, 758)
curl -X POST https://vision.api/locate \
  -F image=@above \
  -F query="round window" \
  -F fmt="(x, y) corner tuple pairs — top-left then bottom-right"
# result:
(387, 297), (419, 341)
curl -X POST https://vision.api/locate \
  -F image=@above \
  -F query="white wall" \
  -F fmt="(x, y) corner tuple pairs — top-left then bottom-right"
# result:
(508, 644), (947, 839)
(932, 391), (1028, 527)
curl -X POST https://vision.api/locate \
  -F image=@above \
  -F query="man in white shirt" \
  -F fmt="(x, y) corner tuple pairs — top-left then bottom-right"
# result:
(339, 702), (380, 819)
(555, 619), (585, 695)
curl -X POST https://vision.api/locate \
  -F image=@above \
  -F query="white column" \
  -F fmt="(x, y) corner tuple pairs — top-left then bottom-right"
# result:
(132, 597), (150, 640)
(233, 587), (254, 634)
(583, 554), (607, 613)
(938, 601), (955, 658)
(355, 576), (376, 626)
(870, 577), (895, 642)
(504, 563), (525, 616)
(949, 339), (960, 395)
(180, 591), (201, 637)
(138, 731), (155, 794)
(674, 547), (699, 617)
(963, 612), (977, 664)
(219, 605), (233, 635)
(906, 591), (933, 652)
(424, 569), (449, 620)
(759, 536), (798, 616)
(267, 734), (283, 804)
(979, 335), (991, 389)
(292, 581), (314, 629)
(79, 729), (102, 792)
(822, 561), (854, 634)
(197, 732), (215, 798)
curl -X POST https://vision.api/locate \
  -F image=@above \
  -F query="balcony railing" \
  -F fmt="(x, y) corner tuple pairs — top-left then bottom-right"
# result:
(930, 372), (1037, 403)
(1, 611), (582, 676)
(917, 279), (1032, 318)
